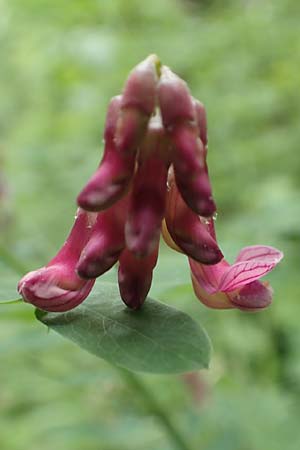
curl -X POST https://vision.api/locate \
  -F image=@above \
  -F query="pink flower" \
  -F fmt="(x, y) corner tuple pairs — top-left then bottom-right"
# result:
(189, 228), (283, 310)
(18, 209), (97, 312)
(18, 55), (283, 315)
(158, 67), (216, 217)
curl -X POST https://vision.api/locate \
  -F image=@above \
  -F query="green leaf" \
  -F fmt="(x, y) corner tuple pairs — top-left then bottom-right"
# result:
(36, 281), (211, 374)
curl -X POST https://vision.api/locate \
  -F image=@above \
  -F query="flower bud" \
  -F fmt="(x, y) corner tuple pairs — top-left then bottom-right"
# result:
(164, 175), (223, 264)
(76, 196), (128, 279)
(115, 54), (160, 153)
(158, 67), (215, 217)
(172, 123), (216, 217)
(125, 117), (171, 257)
(18, 209), (97, 312)
(158, 66), (194, 127)
(118, 246), (159, 310)
(77, 96), (135, 211)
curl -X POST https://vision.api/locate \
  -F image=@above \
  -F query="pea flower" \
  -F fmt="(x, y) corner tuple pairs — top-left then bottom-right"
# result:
(162, 177), (283, 310)
(17, 54), (283, 313)
(18, 209), (97, 312)
(189, 241), (283, 310)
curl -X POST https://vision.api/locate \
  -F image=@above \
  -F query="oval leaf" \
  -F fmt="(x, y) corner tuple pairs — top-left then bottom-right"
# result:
(36, 281), (211, 374)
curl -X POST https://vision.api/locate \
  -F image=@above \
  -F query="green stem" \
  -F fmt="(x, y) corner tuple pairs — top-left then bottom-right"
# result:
(116, 367), (194, 450)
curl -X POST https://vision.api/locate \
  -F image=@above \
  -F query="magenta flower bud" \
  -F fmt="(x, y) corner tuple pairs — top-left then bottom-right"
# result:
(125, 117), (171, 257)
(18, 209), (97, 312)
(77, 96), (135, 212)
(158, 66), (195, 127)
(115, 54), (160, 153)
(172, 125), (216, 217)
(118, 246), (159, 310)
(158, 67), (215, 217)
(164, 175), (223, 264)
(76, 196), (128, 279)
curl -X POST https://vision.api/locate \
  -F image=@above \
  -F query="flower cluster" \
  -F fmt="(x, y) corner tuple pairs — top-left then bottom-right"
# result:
(18, 55), (283, 312)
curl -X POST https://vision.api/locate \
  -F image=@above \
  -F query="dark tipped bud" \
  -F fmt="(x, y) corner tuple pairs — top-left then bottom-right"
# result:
(165, 176), (222, 264)
(77, 197), (128, 278)
(77, 97), (135, 211)
(115, 55), (160, 153)
(118, 246), (159, 309)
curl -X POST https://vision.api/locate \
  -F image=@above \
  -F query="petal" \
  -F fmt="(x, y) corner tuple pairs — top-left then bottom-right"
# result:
(158, 66), (195, 127)
(118, 245), (159, 310)
(77, 97), (135, 212)
(125, 120), (169, 257)
(235, 245), (284, 264)
(172, 125), (216, 217)
(18, 267), (95, 312)
(228, 280), (273, 311)
(77, 196), (128, 279)
(189, 258), (230, 294)
(115, 55), (159, 153)
(218, 255), (282, 293)
(191, 272), (234, 309)
(165, 178), (223, 264)
(18, 209), (97, 312)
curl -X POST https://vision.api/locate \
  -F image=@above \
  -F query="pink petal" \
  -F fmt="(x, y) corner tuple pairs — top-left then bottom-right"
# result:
(18, 267), (95, 312)
(235, 245), (284, 264)
(218, 255), (282, 293)
(189, 258), (230, 294)
(191, 272), (234, 309)
(228, 280), (273, 311)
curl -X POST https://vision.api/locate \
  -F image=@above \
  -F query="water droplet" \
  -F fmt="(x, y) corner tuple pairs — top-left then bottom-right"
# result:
(200, 217), (210, 225)
(212, 212), (218, 221)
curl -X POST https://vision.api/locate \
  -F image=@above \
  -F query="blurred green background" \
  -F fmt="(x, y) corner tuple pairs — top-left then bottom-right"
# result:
(1, 0), (300, 449)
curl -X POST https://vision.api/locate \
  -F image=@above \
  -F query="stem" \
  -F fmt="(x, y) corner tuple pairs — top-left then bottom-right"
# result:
(116, 367), (194, 450)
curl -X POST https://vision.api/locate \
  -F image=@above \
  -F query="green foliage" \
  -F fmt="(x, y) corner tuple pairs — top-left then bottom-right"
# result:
(36, 281), (211, 374)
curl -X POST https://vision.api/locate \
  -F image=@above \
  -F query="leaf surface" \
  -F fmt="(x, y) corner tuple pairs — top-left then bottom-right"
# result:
(36, 281), (211, 374)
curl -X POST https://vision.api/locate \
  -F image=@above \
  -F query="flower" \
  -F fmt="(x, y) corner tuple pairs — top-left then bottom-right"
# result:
(18, 55), (283, 313)
(18, 209), (97, 312)
(189, 241), (283, 310)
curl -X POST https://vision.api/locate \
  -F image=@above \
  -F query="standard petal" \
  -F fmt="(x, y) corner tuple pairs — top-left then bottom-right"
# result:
(218, 257), (282, 293)
(235, 245), (284, 264)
